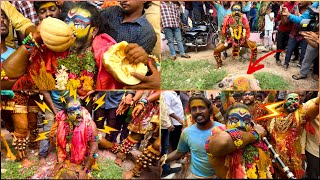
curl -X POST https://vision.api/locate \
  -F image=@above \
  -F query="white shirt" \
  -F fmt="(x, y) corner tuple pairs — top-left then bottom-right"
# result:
(162, 91), (185, 126)
(264, 12), (274, 31)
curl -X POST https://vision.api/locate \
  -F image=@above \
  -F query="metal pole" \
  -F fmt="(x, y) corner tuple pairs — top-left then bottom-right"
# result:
(262, 137), (296, 179)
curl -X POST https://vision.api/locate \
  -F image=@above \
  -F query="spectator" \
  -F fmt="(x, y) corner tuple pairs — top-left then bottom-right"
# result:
(249, 2), (257, 31)
(160, 96), (224, 178)
(101, 1), (156, 54)
(264, 5), (274, 50)
(161, 1), (190, 60)
(213, 1), (232, 28)
(282, 3), (309, 70)
(241, 1), (251, 20)
(1, 9), (15, 63)
(274, 1), (297, 66)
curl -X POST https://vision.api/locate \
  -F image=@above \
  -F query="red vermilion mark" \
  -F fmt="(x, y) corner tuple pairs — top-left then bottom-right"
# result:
(247, 50), (284, 74)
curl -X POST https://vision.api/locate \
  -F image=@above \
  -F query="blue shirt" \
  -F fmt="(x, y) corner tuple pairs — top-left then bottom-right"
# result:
(1, 46), (15, 62)
(51, 91), (69, 111)
(97, 91), (124, 109)
(214, 3), (232, 27)
(242, 2), (251, 12)
(249, 7), (257, 19)
(288, 2), (319, 24)
(100, 6), (156, 54)
(177, 122), (224, 178)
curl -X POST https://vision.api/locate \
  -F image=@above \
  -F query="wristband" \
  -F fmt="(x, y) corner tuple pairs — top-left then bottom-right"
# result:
(225, 128), (243, 148)
(250, 130), (260, 141)
(140, 98), (148, 106)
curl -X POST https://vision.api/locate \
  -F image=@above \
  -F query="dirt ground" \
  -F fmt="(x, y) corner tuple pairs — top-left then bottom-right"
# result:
(1, 128), (160, 179)
(161, 39), (319, 91)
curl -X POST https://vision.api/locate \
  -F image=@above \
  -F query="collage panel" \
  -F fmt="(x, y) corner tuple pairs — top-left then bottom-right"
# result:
(0, 90), (160, 179)
(1, 1), (161, 91)
(161, 1), (319, 90)
(160, 90), (319, 179)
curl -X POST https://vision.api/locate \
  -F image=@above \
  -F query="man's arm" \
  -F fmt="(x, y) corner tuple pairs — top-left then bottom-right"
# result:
(84, 121), (99, 170)
(1, 1), (36, 36)
(162, 150), (186, 164)
(207, 124), (267, 157)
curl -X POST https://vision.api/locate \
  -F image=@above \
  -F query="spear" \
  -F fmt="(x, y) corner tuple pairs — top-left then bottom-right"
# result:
(262, 137), (296, 179)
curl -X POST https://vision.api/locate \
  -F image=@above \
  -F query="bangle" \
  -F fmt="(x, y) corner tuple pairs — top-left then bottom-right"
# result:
(225, 128), (243, 148)
(250, 130), (260, 141)
(82, 167), (90, 174)
(140, 98), (148, 106)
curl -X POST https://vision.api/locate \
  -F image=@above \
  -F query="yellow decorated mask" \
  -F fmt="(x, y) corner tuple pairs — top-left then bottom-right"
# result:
(226, 107), (252, 131)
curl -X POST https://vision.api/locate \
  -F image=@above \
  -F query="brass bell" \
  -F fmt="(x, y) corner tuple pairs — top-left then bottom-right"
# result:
(156, 157), (160, 160)
(136, 160), (140, 163)
(148, 163), (152, 166)
(143, 165), (147, 168)
(147, 153), (152, 157)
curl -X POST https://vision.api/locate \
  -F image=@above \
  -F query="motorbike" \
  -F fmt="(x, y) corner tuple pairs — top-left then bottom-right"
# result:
(175, 9), (220, 53)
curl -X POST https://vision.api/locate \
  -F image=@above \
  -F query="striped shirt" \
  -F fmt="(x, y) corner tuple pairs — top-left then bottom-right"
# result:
(160, 2), (181, 28)
(12, 1), (40, 25)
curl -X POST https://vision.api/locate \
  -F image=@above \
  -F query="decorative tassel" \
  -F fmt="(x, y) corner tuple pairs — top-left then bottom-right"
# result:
(31, 61), (56, 90)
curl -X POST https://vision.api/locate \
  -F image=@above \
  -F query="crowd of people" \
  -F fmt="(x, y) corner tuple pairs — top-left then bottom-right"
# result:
(1, 90), (160, 179)
(161, 1), (319, 81)
(160, 90), (319, 179)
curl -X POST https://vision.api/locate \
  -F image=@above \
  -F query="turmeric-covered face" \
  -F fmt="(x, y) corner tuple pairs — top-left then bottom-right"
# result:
(226, 107), (252, 131)
(66, 100), (83, 126)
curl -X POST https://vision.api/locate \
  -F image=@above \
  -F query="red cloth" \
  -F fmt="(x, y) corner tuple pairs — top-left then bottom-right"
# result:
(92, 33), (123, 90)
(275, 2), (297, 32)
(56, 107), (93, 164)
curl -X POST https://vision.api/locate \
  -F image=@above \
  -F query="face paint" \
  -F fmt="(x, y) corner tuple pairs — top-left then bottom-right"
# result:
(190, 99), (210, 125)
(227, 107), (252, 131)
(65, 7), (93, 40)
(232, 5), (242, 17)
(66, 101), (83, 126)
(284, 93), (300, 113)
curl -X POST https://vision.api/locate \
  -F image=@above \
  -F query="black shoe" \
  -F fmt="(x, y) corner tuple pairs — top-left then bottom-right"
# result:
(161, 167), (182, 177)
(276, 60), (282, 66)
(283, 64), (288, 71)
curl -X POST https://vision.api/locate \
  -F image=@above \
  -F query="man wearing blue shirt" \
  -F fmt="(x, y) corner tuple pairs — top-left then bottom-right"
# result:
(160, 95), (224, 179)
(282, 1), (319, 80)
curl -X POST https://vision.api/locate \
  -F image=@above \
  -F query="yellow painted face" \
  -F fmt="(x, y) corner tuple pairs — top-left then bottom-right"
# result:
(226, 107), (252, 131)
(190, 99), (210, 125)
(66, 100), (83, 126)
(65, 7), (94, 40)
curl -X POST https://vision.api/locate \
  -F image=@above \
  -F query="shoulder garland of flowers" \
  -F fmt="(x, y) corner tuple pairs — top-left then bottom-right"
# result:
(55, 50), (97, 90)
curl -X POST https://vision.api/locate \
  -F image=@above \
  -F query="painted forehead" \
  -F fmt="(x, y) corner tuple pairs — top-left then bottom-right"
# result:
(39, 2), (57, 9)
(286, 93), (299, 99)
(67, 7), (91, 21)
(228, 107), (250, 117)
(190, 99), (207, 107)
(67, 100), (81, 108)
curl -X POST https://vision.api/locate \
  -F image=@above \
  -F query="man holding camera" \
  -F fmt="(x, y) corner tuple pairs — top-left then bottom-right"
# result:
(282, 1), (319, 81)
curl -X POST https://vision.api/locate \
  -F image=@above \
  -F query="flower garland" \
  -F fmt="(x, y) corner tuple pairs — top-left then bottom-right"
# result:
(233, 26), (242, 40)
(56, 50), (96, 91)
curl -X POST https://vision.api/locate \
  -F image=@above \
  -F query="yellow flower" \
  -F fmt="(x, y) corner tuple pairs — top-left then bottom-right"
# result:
(246, 163), (258, 179)
(80, 75), (94, 91)
(66, 79), (81, 90)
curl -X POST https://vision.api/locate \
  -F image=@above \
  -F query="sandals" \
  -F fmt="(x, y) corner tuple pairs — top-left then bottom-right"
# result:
(292, 74), (307, 80)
